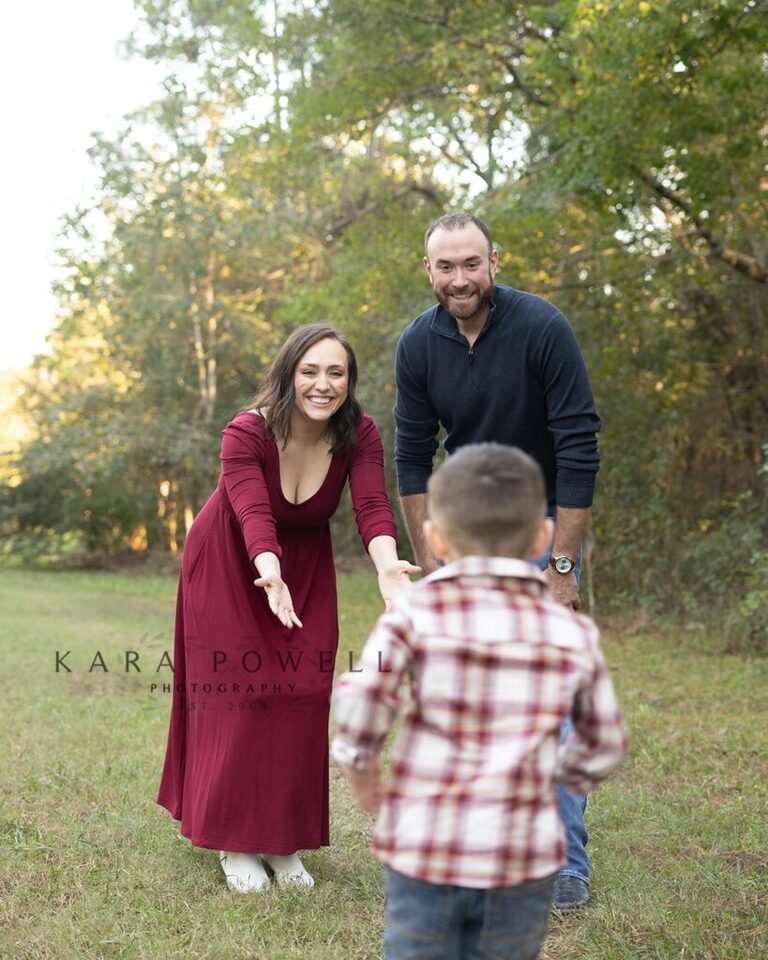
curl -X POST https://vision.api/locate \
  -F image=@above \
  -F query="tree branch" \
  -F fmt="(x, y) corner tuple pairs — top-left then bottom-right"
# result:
(640, 171), (767, 284)
(382, 4), (551, 106)
(441, 118), (491, 185)
(324, 182), (440, 240)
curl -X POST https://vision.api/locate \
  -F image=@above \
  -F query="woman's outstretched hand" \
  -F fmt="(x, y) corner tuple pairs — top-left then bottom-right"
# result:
(377, 560), (422, 607)
(253, 575), (303, 629)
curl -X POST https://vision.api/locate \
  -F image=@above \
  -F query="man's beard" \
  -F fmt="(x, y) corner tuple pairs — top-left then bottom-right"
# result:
(436, 277), (493, 323)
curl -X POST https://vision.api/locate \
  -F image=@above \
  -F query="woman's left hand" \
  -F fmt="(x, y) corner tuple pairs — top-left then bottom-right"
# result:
(377, 561), (421, 607)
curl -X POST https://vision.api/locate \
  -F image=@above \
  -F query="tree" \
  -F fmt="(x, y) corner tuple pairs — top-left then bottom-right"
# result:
(6, 0), (766, 630)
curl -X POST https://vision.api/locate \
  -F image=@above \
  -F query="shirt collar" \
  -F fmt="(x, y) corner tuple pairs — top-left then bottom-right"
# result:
(426, 555), (547, 591)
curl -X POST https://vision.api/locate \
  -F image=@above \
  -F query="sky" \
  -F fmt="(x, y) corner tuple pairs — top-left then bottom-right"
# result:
(0, 0), (168, 372)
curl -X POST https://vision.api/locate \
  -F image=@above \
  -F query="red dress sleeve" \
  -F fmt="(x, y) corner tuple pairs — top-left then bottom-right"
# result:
(348, 416), (398, 551)
(219, 414), (282, 561)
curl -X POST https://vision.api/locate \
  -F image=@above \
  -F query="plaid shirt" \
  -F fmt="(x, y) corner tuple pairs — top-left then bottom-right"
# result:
(332, 557), (627, 888)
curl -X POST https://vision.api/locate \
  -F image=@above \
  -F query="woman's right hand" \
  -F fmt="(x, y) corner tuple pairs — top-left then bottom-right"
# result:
(253, 575), (303, 629)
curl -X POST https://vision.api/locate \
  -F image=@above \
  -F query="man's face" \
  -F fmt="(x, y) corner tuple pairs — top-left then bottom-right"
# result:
(424, 225), (498, 323)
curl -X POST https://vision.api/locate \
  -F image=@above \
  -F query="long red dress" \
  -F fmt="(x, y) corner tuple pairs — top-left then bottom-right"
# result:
(157, 412), (397, 854)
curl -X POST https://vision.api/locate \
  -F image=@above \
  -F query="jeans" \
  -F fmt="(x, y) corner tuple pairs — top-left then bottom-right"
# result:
(532, 537), (590, 885)
(383, 866), (555, 960)
(556, 717), (589, 883)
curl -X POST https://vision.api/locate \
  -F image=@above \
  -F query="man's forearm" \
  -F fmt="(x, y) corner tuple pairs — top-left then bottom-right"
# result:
(547, 506), (591, 609)
(552, 506), (591, 559)
(399, 494), (437, 574)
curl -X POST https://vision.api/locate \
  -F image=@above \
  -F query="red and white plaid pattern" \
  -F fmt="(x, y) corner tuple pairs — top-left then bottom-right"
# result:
(332, 556), (627, 888)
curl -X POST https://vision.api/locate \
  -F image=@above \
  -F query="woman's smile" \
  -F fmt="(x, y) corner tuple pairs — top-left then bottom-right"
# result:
(293, 337), (350, 425)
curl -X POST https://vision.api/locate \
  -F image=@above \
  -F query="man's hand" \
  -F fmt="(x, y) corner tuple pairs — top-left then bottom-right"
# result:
(545, 566), (581, 610)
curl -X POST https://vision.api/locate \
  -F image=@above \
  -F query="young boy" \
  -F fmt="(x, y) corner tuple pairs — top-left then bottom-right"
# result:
(331, 443), (627, 960)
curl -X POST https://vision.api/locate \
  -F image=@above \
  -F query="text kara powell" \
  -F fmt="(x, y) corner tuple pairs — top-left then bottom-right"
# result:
(53, 650), (393, 674)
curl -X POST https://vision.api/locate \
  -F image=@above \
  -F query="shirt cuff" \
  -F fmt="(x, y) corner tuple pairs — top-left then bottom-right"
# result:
(247, 540), (283, 563)
(396, 467), (431, 497)
(330, 736), (376, 771)
(555, 469), (598, 509)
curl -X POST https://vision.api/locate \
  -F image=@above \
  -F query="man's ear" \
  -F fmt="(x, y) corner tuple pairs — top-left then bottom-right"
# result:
(489, 248), (499, 277)
(423, 518), (449, 561)
(423, 255), (432, 281)
(529, 517), (554, 560)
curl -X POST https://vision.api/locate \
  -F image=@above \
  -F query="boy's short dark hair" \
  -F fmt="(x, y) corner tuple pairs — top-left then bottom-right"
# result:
(427, 444), (546, 558)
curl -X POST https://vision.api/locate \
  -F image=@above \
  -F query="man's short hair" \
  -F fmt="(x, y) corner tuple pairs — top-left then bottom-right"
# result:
(424, 213), (494, 256)
(427, 444), (546, 558)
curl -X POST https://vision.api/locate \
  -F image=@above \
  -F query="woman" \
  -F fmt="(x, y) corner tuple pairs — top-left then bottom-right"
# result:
(157, 323), (418, 892)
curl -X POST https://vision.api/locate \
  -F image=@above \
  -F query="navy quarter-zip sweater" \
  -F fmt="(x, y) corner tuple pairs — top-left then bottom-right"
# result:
(394, 284), (601, 509)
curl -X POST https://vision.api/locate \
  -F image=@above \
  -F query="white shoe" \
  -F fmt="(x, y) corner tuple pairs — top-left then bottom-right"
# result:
(261, 852), (315, 888)
(219, 851), (270, 893)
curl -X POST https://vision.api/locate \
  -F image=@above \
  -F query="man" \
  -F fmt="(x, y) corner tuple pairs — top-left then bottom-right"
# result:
(393, 213), (602, 910)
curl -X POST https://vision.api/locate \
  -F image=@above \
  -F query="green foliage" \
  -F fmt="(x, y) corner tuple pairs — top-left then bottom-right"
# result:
(547, 1), (766, 201)
(727, 549), (768, 656)
(722, 449), (768, 655)
(4, 0), (767, 632)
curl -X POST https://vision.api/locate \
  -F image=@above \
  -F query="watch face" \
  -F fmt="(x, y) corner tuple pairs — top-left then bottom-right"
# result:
(554, 556), (574, 574)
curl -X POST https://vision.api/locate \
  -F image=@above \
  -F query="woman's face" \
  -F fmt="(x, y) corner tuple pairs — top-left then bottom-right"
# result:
(292, 337), (350, 426)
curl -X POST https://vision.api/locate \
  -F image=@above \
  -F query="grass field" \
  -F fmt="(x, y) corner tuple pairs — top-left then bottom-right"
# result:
(0, 568), (765, 960)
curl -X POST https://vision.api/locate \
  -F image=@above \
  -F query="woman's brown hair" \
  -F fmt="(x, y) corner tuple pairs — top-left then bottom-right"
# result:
(250, 323), (362, 453)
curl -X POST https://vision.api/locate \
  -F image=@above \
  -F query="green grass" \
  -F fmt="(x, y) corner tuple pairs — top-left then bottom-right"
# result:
(0, 568), (765, 959)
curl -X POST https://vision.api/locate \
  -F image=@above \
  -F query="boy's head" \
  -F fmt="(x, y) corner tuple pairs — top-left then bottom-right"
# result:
(424, 444), (552, 562)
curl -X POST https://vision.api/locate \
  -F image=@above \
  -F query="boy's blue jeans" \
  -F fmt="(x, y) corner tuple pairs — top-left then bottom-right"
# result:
(383, 866), (555, 960)
(533, 540), (590, 885)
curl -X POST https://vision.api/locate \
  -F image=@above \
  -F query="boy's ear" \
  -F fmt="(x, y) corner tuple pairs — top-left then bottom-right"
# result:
(423, 518), (450, 561)
(529, 517), (554, 560)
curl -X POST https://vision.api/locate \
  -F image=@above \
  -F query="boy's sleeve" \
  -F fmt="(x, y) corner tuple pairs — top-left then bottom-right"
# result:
(331, 603), (414, 769)
(555, 626), (628, 793)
